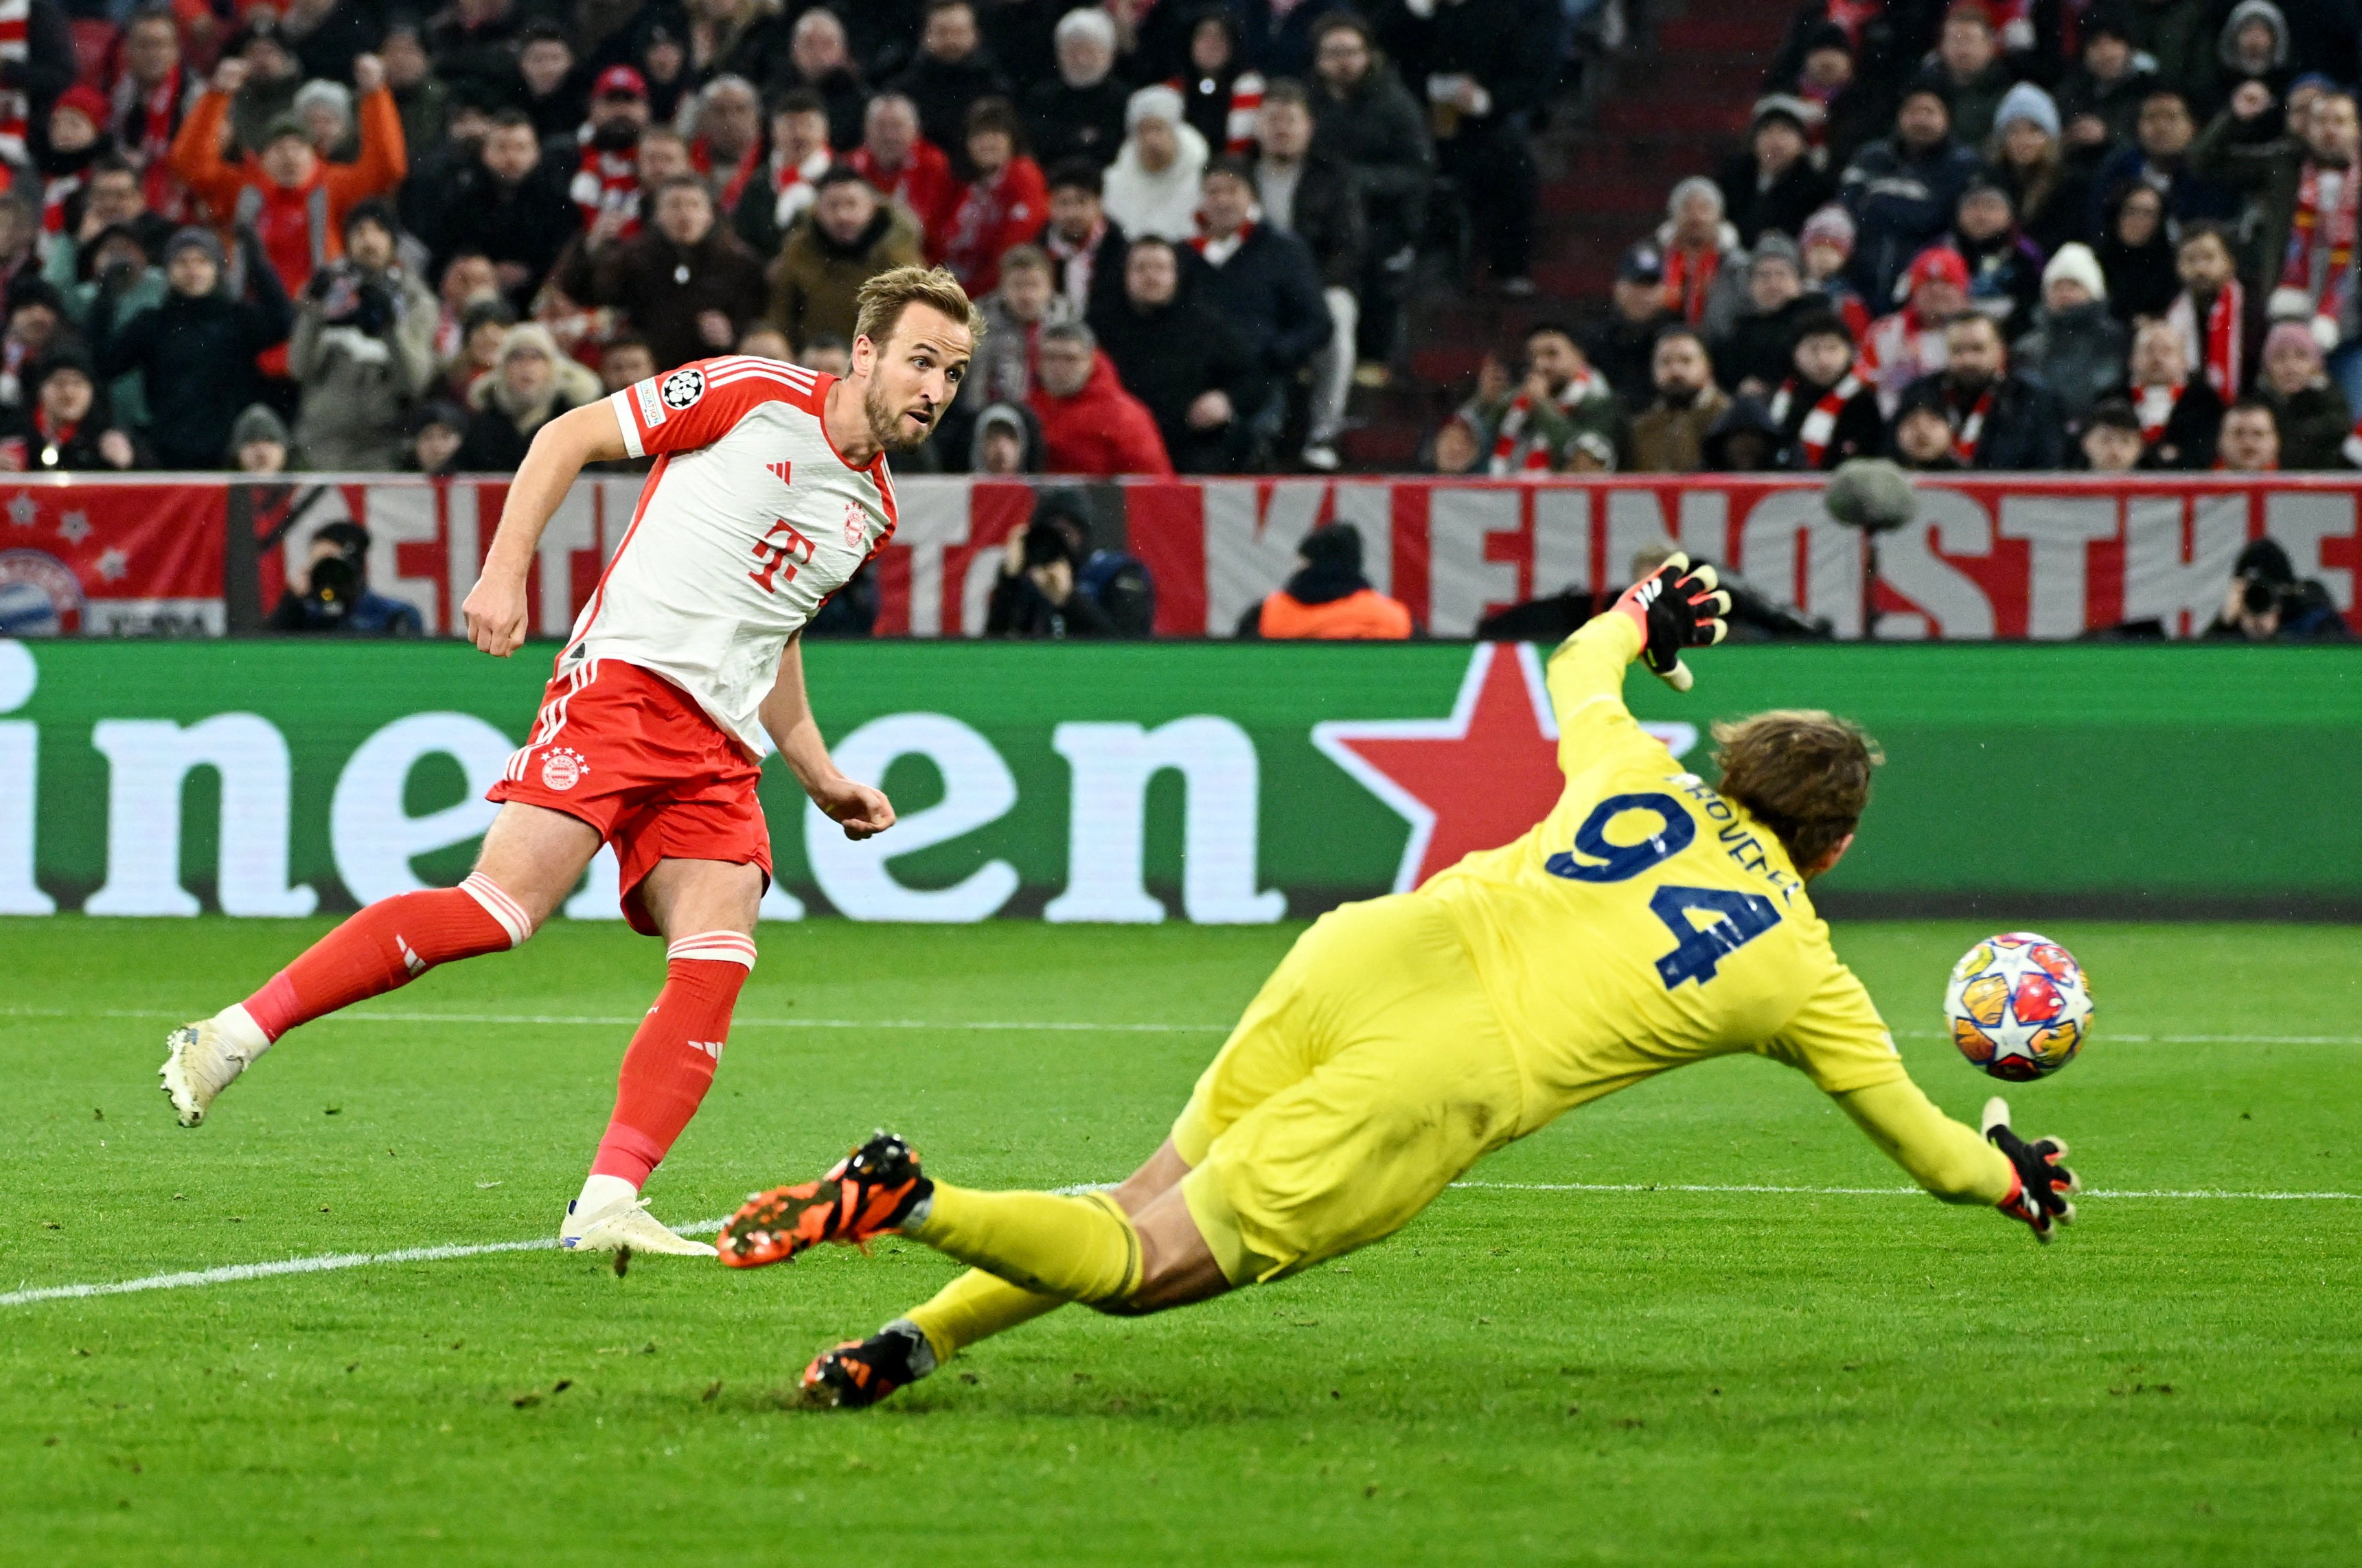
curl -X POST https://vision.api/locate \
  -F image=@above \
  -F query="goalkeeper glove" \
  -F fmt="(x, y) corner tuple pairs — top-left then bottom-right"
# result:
(1982, 1096), (2078, 1243)
(1610, 551), (1732, 691)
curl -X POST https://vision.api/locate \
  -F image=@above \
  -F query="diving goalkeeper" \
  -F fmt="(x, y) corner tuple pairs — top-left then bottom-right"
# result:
(719, 555), (2081, 1409)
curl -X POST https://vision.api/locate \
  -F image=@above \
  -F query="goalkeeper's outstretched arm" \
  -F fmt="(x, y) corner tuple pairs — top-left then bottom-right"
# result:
(1835, 1079), (2083, 1243)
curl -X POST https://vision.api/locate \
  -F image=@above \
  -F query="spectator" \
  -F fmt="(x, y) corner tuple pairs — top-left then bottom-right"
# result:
(1702, 395), (1787, 471)
(2125, 314), (2224, 468)
(1089, 233), (1257, 472)
(451, 322), (588, 470)
(1037, 157), (1128, 319)
(406, 398), (468, 472)
(1237, 521), (1410, 638)
(293, 78), (357, 162)
(563, 175), (766, 370)
(2255, 318), (2350, 466)
(800, 332), (851, 375)
(1189, 156), (1329, 461)
(768, 166), (926, 349)
(1175, 10), (1262, 156)
(1717, 96), (1835, 249)
(1425, 408), (1482, 472)
(1901, 311), (2066, 468)
(2057, 14), (2159, 151)
(439, 295), (513, 402)
(1255, 79), (1364, 468)
(1985, 84), (2091, 261)
(110, 8), (204, 221)
(51, 220), (161, 428)
(2166, 221), (2265, 398)
(1862, 244), (1968, 414)
(1629, 327), (1730, 472)
(1768, 310), (1883, 470)
(1103, 84), (1206, 241)
(1839, 82), (1977, 303)
(2204, 537), (2350, 637)
(46, 158), (175, 291)
(2123, 0), (2220, 113)
(850, 92), (960, 242)
(2215, 1), (2291, 102)
(937, 97), (1047, 294)
(1714, 231), (1821, 395)
(1889, 384), (1966, 470)
(1, 349), (139, 472)
(37, 84), (119, 238)
(968, 242), (1068, 405)
(233, 402), (293, 472)
(1583, 242), (1677, 406)
(599, 334), (658, 392)
(270, 521), (424, 634)
(732, 90), (834, 260)
(432, 109), (579, 308)
(1770, 22), (1882, 168)
(2012, 241), (2129, 423)
(985, 505), (1110, 637)
(1027, 7), (1129, 169)
(674, 0), (795, 97)
(2092, 88), (2233, 233)
(687, 75), (765, 216)
(1658, 176), (1744, 332)
(1027, 318), (1173, 475)
(891, 0), (1009, 166)
(785, 10), (868, 150)
(1384, 0), (1549, 293)
(171, 52), (406, 303)
(1798, 203), (1870, 337)
(2192, 82), (2362, 402)
(93, 226), (290, 470)
(289, 201), (437, 470)
(428, 0), (527, 106)
(1951, 178), (2044, 335)
(969, 398), (1042, 472)
(512, 22), (585, 141)
(2094, 179), (2180, 319)
(1475, 321), (1620, 472)
(2218, 395), (2281, 468)
(2078, 396), (2145, 472)
(1918, 1), (2013, 148)
(1305, 12), (1430, 360)
(1765, 1), (1941, 132)
(432, 249), (498, 358)
(381, 25), (448, 165)
(570, 65), (653, 240)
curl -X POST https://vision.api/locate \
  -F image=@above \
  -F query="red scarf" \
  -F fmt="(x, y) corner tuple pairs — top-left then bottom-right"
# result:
(2282, 161), (2358, 320)
(0, 0), (26, 163)
(772, 144), (830, 227)
(2135, 382), (2182, 444)
(1487, 369), (1607, 475)
(1662, 243), (1720, 325)
(122, 64), (191, 219)
(1823, 0), (1883, 49)
(691, 137), (761, 214)
(1947, 384), (1996, 463)
(2167, 283), (2244, 399)
(1769, 371), (1864, 467)
(571, 139), (641, 235)
(1044, 217), (1105, 311)
(38, 170), (78, 236)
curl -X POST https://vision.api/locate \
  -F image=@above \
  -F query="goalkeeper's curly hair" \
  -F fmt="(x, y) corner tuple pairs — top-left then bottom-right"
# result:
(1710, 710), (1883, 875)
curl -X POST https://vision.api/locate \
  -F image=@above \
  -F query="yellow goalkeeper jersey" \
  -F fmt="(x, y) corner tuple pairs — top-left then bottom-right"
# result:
(1418, 611), (1910, 1133)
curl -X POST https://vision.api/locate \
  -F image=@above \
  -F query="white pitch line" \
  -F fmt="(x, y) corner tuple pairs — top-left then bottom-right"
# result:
(10, 1183), (2361, 1311)
(1, 1007), (2354, 1046)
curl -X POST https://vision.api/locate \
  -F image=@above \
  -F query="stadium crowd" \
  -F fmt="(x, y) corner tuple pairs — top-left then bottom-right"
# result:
(0, 0), (1588, 479)
(1437, 0), (2362, 478)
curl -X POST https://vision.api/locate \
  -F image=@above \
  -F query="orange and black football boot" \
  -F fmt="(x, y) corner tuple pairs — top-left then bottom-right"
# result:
(716, 1130), (930, 1269)
(801, 1321), (935, 1409)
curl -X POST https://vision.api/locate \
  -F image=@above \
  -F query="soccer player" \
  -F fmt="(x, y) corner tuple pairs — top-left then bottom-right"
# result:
(720, 557), (2081, 1406)
(159, 266), (981, 1258)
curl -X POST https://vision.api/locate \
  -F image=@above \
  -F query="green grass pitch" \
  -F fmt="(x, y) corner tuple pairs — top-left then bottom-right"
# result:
(4, 915), (2360, 1565)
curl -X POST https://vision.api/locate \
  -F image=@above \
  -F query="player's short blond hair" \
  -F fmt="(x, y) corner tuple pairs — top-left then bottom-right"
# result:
(854, 264), (987, 351)
(1710, 709), (1883, 875)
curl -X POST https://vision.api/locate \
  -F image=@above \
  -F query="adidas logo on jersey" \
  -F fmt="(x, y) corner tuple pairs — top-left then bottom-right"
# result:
(767, 461), (791, 486)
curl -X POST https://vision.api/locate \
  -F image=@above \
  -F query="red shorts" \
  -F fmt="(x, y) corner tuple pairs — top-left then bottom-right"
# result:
(487, 657), (772, 934)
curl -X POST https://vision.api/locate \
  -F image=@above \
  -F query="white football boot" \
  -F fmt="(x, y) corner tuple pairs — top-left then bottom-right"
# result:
(160, 1019), (253, 1127)
(562, 1194), (717, 1257)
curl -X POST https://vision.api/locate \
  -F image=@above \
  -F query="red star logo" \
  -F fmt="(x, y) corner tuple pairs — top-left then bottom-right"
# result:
(1314, 645), (1700, 893)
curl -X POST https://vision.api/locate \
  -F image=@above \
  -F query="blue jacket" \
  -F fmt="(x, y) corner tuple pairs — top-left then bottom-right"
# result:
(1839, 135), (1978, 305)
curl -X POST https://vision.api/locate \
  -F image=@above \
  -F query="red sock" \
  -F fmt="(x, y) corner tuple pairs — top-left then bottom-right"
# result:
(590, 932), (756, 1188)
(243, 874), (530, 1041)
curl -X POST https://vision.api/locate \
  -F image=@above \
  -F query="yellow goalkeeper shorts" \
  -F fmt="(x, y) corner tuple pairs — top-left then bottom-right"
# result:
(1171, 895), (1527, 1284)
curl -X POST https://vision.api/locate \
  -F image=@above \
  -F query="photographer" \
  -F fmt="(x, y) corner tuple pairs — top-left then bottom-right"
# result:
(290, 201), (437, 471)
(268, 520), (424, 636)
(2204, 537), (2352, 641)
(985, 498), (1112, 638)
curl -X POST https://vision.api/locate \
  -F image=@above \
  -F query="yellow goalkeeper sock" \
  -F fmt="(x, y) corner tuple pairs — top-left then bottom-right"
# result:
(904, 1269), (1065, 1365)
(905, 1184), (1143, 1305)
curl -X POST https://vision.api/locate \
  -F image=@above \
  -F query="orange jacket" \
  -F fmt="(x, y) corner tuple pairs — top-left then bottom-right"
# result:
(1257, 588), (1414, 640)
(170, 86), (407, 299)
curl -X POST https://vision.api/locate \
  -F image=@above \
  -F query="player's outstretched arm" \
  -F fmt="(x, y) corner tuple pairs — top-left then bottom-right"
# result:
(759, 635), (895, 840)
(459, 402), (630, 657)
(1835, 1079), (2078, 1243)
(1607, 551), (1731, 693)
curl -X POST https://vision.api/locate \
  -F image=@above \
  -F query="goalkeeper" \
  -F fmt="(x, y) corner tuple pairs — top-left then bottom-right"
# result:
(722, 556), (2080, 1409)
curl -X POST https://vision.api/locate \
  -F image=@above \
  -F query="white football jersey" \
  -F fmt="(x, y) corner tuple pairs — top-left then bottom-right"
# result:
(564, 356), (897, 754)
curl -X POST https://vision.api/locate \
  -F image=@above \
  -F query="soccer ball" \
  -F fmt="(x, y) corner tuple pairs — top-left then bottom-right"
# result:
(1945, 932), (2093, 1081)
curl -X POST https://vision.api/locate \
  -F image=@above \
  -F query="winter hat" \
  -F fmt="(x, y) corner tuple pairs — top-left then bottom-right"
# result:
(1666, 174), (1723, 222)
(410, 400), (469, 436)
(2218, 0), (2290, 69)
(2041, 242), (2107, 301)
(2264, 318), (2326, 366)
(1298, 521), (1366, 575)
(1801, 20), (1853, 56)
(1907, 245), (1972, 293)
(1054, 7), (1118, 54)
(1800, 203), (1855, 255)
(51, 82), (108, 127)
(1751, 95), (1811, 135)
(36, 344), (95, 385)
(1993, 81), (2061, 138)
(1125, 84), (1184, 132)
(1617, 242), (1665, 284)
(231, 403), (291, 450)
(496, 322), (562, 365)
(163, 226), (225, 269)
(294, 78), (354, 133)
(593, 64), (648, 100)
(1751, 231), (1802, 271)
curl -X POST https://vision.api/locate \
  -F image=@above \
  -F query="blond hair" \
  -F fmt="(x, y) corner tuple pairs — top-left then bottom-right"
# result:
(1710, 709), (1883, 873)
(854, 264), (987, 350)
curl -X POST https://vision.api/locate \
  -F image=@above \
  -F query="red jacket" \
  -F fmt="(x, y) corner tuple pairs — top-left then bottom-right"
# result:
(170, 85), (408, 300)
(849, 139), (959, 250)
(937, 156), (1047, 295)
(1029, 351), (1173, 477)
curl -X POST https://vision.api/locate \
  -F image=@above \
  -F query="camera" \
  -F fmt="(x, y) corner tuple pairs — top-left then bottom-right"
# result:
(304, 553), (358, 624)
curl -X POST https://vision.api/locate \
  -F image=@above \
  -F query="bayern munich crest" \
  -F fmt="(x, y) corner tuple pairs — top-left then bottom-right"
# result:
(540, 746), (589, 792)
(660, 368), (706, 410)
